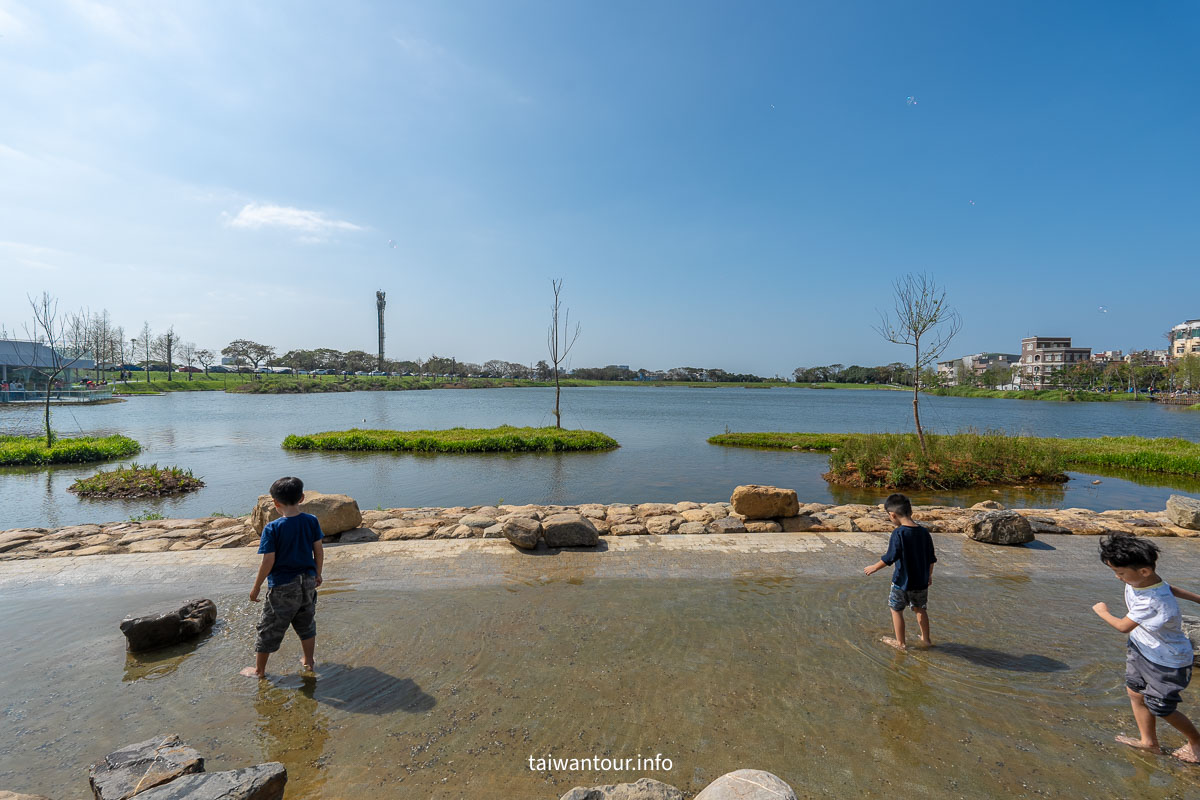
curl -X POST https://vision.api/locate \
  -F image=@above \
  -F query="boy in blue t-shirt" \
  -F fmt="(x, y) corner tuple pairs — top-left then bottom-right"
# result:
(240, 476), (325, 678)
(863, 493), (936, 651)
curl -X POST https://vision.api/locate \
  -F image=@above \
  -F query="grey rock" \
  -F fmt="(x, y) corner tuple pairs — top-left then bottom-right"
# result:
(482, 523), (505, 538)
(971, 500), (1005, 510)
(711, 517), (748, 534)
(560, 778), (684, 800)
(120, 600), (217, 653)
(677, 521), (709, 535)
(694, 770), (797, 800)
(542, 514), (599, 547)
(88, 734), (204, 800)
(337, 527), (379, 543)
(502, 517), (543, 549)
(1026, 517), (1069, 535)
(779, 515), (817, 532)
(458, 513), (496, 529)
(131, 764), (286, 800)
(1182, 615), (1200, 666)
(968, 510), (1034, 546)
(1167, 495), (1200, 530)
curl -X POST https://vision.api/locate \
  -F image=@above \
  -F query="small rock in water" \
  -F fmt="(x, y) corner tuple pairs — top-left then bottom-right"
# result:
(120, 600), (217, 653)
(695, 769), (798, 800)
(560, 777), (683, 799)
(131, 763), (287, 800)
(1092, 480), (1102, 485)
(89, 734), (204, 799)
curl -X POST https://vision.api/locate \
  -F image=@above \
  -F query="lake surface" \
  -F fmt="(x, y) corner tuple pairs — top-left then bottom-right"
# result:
(1, 387), (1198, 528)
(6, 550), (1200, 799)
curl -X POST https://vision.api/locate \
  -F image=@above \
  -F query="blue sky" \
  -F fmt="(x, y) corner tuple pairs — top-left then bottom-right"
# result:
(1, 1), (1196, 375)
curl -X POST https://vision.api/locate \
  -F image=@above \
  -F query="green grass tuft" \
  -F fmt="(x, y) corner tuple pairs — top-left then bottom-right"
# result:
(282, 425), (619, 453)
(69, 462), (205, 498)
(0, 434), (141, 466)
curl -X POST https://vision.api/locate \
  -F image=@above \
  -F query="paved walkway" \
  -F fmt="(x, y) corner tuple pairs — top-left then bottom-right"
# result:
(5, 531), (1198, 597)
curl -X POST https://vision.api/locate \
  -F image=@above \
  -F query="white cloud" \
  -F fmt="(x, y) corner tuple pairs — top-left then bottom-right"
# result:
(225, 203), (364, 239)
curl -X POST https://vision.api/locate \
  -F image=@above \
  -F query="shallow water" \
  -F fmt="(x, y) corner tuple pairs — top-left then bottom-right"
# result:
(1, 387), (1198, 528)
(5, 574), (1200, 799)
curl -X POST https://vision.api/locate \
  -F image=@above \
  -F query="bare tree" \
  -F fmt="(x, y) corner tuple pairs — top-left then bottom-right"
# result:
(134, 322), (154, 383)
(179, 341), (197, 381)
(874, 273), (962, 456)
(546, 278), (581, 429)
(196, 348), (215, 377)
(22, 293), (85, 446)
(154, 326), (178, 378)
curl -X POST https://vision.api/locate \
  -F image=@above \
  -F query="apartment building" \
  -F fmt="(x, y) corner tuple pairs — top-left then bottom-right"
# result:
(936, 353), (1021, 386)
(1170, 319), (1200, 359)
(1018, 337), (1092, 388)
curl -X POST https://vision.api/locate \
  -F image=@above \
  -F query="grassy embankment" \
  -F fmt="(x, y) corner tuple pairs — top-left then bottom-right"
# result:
(68, 463), (205, 498)
(0, 434), (141, 466)
(709, 431), (1200, 489)
(925, 386), (1150, 402)
(283, 425), (619, 453)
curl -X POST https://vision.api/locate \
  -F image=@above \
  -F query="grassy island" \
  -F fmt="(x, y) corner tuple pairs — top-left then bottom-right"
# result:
(0, 434), (141, 466)
(68, 463), (205, 498)
(709, 431), (1200, 489)
(282, 426), (619, 453)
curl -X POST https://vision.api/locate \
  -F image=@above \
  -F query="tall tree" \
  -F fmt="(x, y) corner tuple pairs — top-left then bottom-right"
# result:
(546, 278), (581, 429)
(179, 341), (197, 381)
(154, 326), (178, 377)
(874, 273), (961, 456)
(134, 322), (154, 382)
(22, 293), (85, 446)
(195, 348), (215, 377)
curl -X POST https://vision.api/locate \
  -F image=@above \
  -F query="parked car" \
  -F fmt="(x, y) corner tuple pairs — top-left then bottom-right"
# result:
(296, 369), (309, 375)
(369, 370), (386, 376)
(208, 365), (232, 373)
(253, 367), (271, 373)
(177, 366), (202, 373)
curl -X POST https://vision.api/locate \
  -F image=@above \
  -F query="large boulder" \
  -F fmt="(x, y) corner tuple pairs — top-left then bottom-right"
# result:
(694, 770), (797, 800)
(542, 514), (600, 547)
(250, 492), (362, 536)
(560, 778), (683, 800)
(730, 486), (799, 520)
(502, 517), (543, 549)
(88, 735), (204, 800)
(1167, 495), (1200, 531)
(130, 764), (286, 800)
(968, 511), (1034, 546)
(120, 600), (217, 653)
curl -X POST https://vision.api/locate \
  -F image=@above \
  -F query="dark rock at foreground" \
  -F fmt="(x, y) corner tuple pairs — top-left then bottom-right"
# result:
(120, 599), (217, 653)
(560, 778), (683, 800)
(89, 734), (203, 800)
(694, 769), (797, 800)
(129, 764), (286, 800)
(542, 513), (600, 547)
(968, 511), (1034, 546)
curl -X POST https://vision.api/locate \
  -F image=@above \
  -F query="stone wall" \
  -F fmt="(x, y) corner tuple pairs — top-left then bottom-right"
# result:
(0, 500), (1196, 562)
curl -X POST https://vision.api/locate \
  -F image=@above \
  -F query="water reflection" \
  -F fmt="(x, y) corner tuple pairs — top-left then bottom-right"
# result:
(254, 678), (332, 795)
(121, 632), (212, 683)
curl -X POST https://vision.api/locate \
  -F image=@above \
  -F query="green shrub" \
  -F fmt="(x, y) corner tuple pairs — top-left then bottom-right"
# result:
(282, 425), (619, 453)
(0, 434), (141, 466)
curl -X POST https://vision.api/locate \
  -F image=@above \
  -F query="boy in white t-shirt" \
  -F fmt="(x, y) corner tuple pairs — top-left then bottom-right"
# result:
(1093, 532), (1200, 763)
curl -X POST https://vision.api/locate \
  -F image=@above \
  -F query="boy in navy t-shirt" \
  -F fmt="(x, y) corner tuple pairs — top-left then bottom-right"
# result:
(863, 493), (936, 651)
(241, 476), (324, 678)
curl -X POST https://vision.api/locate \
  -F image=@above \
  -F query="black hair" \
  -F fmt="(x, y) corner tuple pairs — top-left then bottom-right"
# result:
(1099, 532), (1159, 569)
(269, 476), (304, 506)
(884, 493), (912, 517)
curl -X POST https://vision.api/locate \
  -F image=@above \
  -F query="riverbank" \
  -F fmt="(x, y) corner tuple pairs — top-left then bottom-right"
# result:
(3, 498), (1197, 563)
(926, 386), (1151, 402)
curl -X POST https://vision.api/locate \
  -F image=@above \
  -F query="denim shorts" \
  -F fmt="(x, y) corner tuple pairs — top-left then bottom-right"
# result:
(255, 574), (318, 653)
(888, 584), (929, 611)
(1126, 640), (1192, 717)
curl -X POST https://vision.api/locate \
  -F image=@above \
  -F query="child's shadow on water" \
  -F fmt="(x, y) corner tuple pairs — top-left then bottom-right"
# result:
(937, 643), (1070, 673)
(280, 664), (436, 715)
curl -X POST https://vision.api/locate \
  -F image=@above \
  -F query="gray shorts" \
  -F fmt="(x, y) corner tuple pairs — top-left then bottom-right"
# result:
(1126, 640), (1192, 717)
(255, 574), (318, 653)
(889, 584), (929, 611)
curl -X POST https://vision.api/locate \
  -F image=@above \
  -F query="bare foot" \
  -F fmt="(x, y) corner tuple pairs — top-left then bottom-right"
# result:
(881, 636), (907, 651)
(1115, 734), (1161, 753)
(239, 666), (265, 678)
(300, 662), (315, 673)
(1171, 744), (1200, 764)
(918, 638), (935, 648)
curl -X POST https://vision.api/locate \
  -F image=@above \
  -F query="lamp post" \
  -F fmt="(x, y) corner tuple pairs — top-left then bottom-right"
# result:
(130, 339), (137, 384)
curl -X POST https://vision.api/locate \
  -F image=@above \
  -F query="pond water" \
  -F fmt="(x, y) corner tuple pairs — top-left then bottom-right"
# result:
(5, 562), (1200, 799)
(1, 387), (1198, 529)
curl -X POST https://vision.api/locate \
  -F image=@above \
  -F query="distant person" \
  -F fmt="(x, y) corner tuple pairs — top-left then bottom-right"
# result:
(242, 476), (324, 679)
(863, 493), (936, 650)
(1093, 533), (1200, 763)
